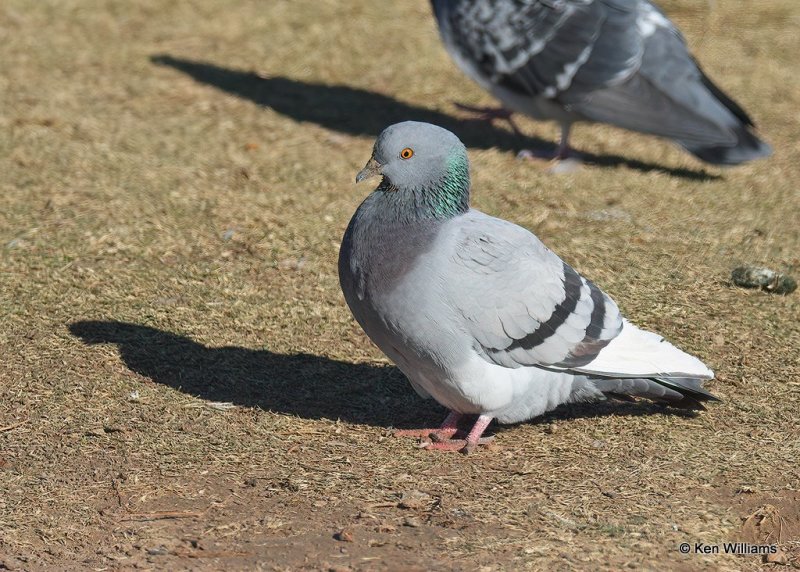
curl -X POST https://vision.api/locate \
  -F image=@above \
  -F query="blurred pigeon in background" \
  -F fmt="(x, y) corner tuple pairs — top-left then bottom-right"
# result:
(431, 0), (771, 166)
(339, 121), (718, 454)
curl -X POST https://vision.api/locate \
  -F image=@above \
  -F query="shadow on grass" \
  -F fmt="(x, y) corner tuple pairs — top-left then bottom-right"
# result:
(534, 399), (697, 425)
(150, 54), (718, 181)
(69, 320), (697, 431)
(69, 320), (441, 429)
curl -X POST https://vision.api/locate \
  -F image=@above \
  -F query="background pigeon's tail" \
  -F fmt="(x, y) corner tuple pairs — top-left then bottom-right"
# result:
(577, 72), (772, 167)
(680, 120), (772, 166)
(680, 69), (771, 165)
(586, 376), (720, 410)
(570, 25), (773, 168)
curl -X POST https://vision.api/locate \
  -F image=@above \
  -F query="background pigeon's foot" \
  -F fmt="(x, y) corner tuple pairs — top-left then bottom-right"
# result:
(548, 156), (583, 174)
(454, 102), (522, 136)
(421, 435), (495, 454)
(517, 148), (556, 160)
(393, 411), (462, 443)
(517, 149), (583, 174)
(517, 124), (579, 173)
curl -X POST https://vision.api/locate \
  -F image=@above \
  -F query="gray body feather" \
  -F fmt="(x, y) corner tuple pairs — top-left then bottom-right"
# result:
(340, 197), (718, 423)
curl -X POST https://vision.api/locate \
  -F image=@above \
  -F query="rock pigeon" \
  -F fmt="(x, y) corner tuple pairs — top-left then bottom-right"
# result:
(430, 0), (771, 165)
(339, 121), (718, 453)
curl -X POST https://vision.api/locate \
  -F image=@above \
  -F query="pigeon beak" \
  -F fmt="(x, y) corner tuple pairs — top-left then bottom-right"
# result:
(355, 157), (382, 183)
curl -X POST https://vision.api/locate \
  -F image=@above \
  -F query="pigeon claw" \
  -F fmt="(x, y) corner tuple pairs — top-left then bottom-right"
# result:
(421, 435), (495, 454)
(393, 427), (459, 441)
(428, 429), (463, 443)
(393, 428), (438, 439)
(393, 411), (464, 444)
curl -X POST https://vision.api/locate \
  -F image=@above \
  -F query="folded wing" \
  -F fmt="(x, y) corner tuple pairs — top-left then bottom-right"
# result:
(447, 211), (712, 381)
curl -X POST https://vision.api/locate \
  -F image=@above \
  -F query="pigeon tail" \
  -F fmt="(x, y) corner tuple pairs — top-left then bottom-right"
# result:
(680, 123), (772, 166)
(588, 375), (720, 411)
(667, 64), (772, 166)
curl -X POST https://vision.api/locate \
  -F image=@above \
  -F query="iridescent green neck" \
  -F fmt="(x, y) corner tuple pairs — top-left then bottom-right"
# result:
(434, 152), (471, 218)
(374, 151), (470, 223)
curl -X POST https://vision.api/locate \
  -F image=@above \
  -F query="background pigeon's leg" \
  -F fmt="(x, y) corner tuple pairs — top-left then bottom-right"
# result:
(456, 103), (578, 167)
(393, 410), (462, 441)
(545, 124), (583, 174)
(518, 123), (582, 172)
(453, 102), (522, 137)
(556, 124), (572, 160)
(422, 414), (494, 454)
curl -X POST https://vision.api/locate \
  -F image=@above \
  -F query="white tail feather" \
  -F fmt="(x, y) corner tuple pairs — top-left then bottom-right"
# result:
(570, 319), (713, 379)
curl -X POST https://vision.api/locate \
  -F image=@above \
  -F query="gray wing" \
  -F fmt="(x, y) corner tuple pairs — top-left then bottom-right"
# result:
(434, 0), (642, 101)
(446, 212), (623, 369)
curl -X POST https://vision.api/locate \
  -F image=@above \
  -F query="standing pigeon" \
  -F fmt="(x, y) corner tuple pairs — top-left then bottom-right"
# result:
(339, 121), (718, 453)
(430, 0), (771, 165)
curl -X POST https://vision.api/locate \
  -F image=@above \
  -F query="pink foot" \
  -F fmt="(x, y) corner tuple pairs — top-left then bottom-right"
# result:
(422, 436), (495, 454)
(419, 414), (494, 454)
(393, 411), (462, 443)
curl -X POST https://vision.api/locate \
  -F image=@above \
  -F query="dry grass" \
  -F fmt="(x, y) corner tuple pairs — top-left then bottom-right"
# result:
(1, 0), (799, 570)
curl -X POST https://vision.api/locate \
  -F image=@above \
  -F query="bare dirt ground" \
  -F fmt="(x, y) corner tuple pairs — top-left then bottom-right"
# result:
(1, 1), (798, 570)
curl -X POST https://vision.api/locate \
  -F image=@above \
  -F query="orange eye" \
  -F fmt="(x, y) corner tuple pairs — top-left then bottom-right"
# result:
(400, 148), (414, 159)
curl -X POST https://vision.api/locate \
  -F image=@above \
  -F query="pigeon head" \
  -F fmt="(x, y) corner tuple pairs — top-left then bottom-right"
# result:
(356, 122), (470, 220)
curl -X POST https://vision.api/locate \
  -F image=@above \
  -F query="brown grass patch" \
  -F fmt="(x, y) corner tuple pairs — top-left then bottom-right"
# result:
(1, 0), (798, 570)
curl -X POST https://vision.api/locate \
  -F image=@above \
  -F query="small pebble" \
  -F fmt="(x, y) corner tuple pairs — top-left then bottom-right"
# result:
(763, 549), (788, 565)
(731, 265), (796, 295)
(334, 529), (354, 542)
(146, 546), (169, 556)
(398, 490), (430, 510)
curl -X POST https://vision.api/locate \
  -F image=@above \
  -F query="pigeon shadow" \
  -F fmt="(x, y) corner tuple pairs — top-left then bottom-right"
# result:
(150, 55), (718, 181)
(69, 320), (698, 431)
(69, 320), (441, 429)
